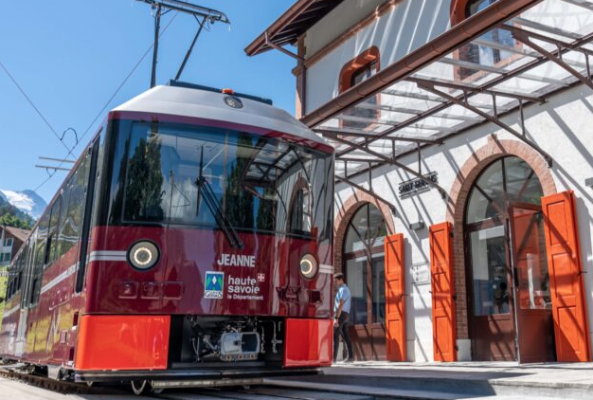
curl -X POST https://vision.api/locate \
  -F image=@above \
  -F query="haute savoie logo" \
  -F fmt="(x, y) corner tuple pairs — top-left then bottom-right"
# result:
(204, 271), (224, 299)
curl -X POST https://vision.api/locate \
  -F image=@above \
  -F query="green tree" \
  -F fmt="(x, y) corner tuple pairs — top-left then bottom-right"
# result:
(0, 213), (32, 229)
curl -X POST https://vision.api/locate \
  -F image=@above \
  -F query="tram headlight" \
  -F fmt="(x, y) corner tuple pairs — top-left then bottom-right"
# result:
(299, 254), (318, 279)
(128, 241), (160, 271)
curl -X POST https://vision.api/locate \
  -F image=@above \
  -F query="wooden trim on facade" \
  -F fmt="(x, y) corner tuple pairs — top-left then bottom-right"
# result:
(304, 0), (404, 69)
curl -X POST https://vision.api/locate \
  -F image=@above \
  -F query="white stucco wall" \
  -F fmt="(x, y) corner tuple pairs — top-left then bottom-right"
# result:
(304, 0), (392, 56)
(334, 83), (593, 361)
(304, 0), (453, 113)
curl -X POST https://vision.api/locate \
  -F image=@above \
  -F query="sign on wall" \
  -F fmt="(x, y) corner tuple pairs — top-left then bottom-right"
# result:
(412, 262), (430, 285)
(399, 172), (438, 199)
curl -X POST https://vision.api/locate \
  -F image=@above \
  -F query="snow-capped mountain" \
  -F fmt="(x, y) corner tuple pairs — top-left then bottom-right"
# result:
(0, 189), (47, 220)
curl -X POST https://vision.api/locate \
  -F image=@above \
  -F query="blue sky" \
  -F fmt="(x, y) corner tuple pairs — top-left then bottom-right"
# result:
(0, 0), (296, 203)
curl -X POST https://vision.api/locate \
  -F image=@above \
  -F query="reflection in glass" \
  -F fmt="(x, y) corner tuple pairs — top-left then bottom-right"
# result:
(346, 258), (368, 325)
(466, 160), (505, 224)
(512, 209), (551, 310)
(122, 123), (331, 239)
(343, 61), (379, 130)
(343, 203), (387, 326)
(460, 0), (515, 80)
(470, 226), (510, 316)
(372, 257), (386, 324)
(505, 157), (544, 205)
(344, 204), (387, 253)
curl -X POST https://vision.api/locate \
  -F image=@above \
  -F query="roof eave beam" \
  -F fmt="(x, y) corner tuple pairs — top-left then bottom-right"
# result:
(264, 31), (303, 61)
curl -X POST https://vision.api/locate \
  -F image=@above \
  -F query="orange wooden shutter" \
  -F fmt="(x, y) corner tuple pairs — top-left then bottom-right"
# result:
(385, 233), (406, 361)
(429, 222), (456, 362)
(541, 191), (591, 362)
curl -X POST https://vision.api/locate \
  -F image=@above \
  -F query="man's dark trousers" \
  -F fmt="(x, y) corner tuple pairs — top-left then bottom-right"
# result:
(333, 312), (353, 361)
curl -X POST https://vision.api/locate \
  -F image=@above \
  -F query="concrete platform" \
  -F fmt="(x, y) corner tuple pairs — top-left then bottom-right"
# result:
(265, 361), (593, 400)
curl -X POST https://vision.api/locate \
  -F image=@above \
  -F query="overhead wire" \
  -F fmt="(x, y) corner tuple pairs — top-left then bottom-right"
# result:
(32, 10), (180, 193)
(0, 58), (75, 157)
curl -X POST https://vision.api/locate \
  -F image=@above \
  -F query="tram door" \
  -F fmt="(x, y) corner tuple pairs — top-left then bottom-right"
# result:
(509, 203), (555, 363)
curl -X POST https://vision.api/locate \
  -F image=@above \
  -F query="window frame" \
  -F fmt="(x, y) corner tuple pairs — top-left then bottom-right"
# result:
(338, 47), (381, 131)
(450, 0), (522, 82)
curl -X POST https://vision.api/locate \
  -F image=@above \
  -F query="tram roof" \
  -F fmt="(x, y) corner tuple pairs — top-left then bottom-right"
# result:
(112, 83), (330, 149)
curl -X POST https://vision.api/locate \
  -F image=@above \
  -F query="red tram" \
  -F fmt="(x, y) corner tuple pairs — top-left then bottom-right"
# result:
(0, 82), (334, 392)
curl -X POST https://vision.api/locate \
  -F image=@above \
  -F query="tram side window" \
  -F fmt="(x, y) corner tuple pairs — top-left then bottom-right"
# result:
(45, 196), (62, 267)
(7, 255), (18, 299)
(6, 268), (13, 299)
(59, 156), (90, 259)
(30, 227), (45, 306)
(8, 261), (15, 299)
(289, 185), (312, 235)
(54, 184), (70, 261)
(12, 254), (22, 298)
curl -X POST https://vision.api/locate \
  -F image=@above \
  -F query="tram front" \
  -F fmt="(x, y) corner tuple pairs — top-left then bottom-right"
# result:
(76, 83), (334, 384)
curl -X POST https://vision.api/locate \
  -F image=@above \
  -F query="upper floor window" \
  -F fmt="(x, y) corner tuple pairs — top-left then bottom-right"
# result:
(453, 0), (517, 80)
(339, 47), (380, 130)
(350, 60), (377, 87)
(4, 238), (13, 247)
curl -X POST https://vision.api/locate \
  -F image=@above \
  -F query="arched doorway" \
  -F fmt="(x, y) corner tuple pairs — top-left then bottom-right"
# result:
(465, 156), (555, 362)
(343, 203), (387, 361)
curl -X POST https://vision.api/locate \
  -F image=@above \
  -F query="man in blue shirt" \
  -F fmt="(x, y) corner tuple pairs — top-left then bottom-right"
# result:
(333, 273), (353, 362)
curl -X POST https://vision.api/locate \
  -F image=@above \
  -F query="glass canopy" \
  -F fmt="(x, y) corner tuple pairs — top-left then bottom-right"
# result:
(314, 0), (593, 179)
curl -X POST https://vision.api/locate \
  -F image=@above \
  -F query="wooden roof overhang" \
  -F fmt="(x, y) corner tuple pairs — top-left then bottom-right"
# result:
(245, 0), (344, 56)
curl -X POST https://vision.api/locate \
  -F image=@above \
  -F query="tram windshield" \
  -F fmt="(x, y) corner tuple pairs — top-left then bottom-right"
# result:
(121, 122), (332, 240)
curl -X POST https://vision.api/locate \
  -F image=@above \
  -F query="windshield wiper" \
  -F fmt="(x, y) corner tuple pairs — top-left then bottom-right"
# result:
(195, 147), (243, 250)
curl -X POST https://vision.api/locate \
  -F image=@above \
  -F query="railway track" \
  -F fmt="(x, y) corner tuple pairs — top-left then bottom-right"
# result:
(0, 364), (372, 400)
(0, 364), (125, 395)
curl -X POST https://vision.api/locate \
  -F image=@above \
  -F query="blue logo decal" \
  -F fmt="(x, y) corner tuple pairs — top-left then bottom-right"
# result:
(205, 271), (224, 299)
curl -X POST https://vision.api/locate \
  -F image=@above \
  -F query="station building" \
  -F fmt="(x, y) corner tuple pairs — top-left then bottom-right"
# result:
(247, 0), (593, 363)
(0, 226), (29, 267)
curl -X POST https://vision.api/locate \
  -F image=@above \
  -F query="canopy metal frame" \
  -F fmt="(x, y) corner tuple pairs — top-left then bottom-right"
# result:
(311, 0), (593, 203)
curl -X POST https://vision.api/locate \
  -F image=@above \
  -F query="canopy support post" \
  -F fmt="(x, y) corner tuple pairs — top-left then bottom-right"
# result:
(264, 32), (303, 61)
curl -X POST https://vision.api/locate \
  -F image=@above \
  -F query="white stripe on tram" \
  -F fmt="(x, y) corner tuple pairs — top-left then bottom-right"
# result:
(2, 305), (20, 318)
(88, 250), (127, 263)
(319, 264), (334, 274)
(40, 263), (78, 295)
(38, 251), (127, 296)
